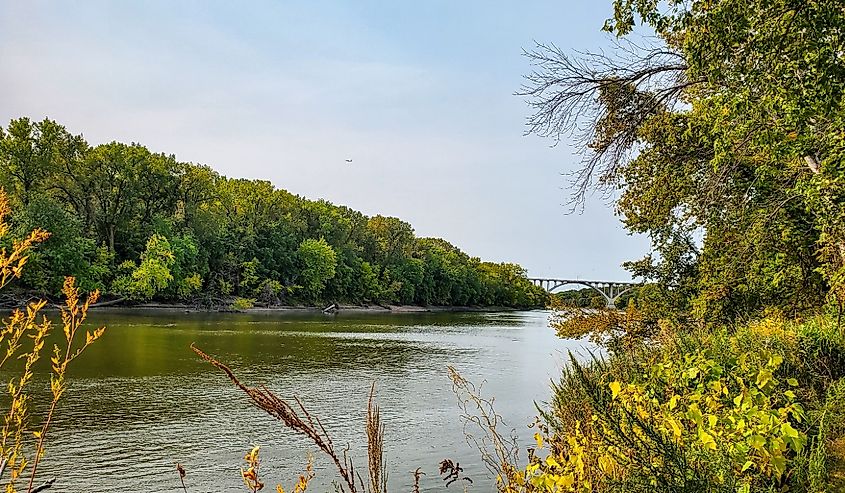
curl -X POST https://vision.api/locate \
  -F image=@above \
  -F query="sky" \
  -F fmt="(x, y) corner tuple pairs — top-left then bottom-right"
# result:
(0, 0), (651, 280)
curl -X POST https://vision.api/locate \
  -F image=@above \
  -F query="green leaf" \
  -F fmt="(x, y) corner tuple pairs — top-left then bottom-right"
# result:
(781, 422), (799, 438)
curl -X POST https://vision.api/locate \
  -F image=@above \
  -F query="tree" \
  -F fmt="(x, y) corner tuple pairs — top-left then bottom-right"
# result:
(365, 216), (414, 280)
(113, 234), (175, 300)
(85, 142), (144, 253)
(520, 0), (845, 321)
(11, 196), (100, 294)
(297, 238), (337, 300)
(0, 118), (74, 206)
(0, 116), (546, 309)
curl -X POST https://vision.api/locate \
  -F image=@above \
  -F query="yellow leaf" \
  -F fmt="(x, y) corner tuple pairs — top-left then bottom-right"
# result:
(669, 418), (682, 439)
(609, 381), (622, 399)
(668, 395), (679, 410)
(699, 430), (717, 450)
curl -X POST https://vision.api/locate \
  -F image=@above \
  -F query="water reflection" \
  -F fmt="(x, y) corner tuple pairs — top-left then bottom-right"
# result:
(12, 309), (593, 493)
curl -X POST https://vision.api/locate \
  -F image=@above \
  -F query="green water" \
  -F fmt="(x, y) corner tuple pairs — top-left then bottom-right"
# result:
(22, 309), (593, 492)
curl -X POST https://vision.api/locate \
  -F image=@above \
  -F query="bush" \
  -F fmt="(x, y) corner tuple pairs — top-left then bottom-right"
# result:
(519, 313), (845, 493)
(230, 297), (256, 311)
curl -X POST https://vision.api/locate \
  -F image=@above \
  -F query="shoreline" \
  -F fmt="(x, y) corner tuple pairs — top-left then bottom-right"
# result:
(87, 302), (530, 315)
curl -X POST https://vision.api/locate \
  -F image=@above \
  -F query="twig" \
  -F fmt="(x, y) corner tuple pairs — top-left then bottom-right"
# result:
(30, 478), (55, 493)
(191, 344), (359, 493)
(411, 468), (425, 493)
(176, 463), (188, 493)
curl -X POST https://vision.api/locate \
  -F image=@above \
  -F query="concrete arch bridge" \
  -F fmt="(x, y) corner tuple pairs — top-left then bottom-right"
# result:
(528, 278), (640, 309)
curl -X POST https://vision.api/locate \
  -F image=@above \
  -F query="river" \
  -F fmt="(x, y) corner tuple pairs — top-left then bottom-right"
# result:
(23, 309), (594, 492)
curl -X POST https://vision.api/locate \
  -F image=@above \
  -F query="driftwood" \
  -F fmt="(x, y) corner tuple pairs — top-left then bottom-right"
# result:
(88, 297), (127, 308)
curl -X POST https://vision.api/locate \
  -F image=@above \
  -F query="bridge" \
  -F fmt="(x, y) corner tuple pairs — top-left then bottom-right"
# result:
(528, 278), (640, 308)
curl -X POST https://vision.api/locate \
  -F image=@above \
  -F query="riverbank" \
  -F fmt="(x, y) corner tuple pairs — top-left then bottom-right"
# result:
(0, 292), (535, 314)
(95, 302), (525, 314)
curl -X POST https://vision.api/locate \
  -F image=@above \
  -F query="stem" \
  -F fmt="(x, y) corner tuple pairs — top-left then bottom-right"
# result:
(26, 311), (76, 493)
(26, 399), (59, 493)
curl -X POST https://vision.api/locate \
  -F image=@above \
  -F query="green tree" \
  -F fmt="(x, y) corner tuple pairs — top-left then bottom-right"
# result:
(520, 0), (844, 321)
(365, 216), (414, 280)
(0, 118), (67, 206)
(297, 238), (337, 300)
(0, 116), (546, 309)
(11, 196), (100, 293)
(113, 234), (175, 299)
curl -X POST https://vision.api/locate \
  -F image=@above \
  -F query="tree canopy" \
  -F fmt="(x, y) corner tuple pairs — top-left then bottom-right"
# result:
(0, 117), (547, 309)
(520, 0), (845, 323)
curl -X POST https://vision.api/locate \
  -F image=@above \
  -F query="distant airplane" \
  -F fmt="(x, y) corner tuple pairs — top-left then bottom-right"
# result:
(345, 159), (353, 163)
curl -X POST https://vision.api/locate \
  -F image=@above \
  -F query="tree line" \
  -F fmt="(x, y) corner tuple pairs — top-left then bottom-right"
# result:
(0, 117), (547, 308)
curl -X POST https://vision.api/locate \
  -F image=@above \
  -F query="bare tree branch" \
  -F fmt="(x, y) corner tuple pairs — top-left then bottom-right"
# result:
(517, 39), (700, 209)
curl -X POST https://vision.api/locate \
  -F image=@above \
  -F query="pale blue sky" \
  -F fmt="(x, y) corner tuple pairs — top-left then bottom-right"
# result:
(0, 1), (650, 280)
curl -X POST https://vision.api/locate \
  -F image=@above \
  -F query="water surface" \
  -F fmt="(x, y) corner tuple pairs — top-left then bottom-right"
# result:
(24, 309), (593, 492)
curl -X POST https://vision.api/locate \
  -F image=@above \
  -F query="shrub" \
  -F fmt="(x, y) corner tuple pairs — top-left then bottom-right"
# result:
(230, 297), (256, 311)
(520, 313), (844, 493)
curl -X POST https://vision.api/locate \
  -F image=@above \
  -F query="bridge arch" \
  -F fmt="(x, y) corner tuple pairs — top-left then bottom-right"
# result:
(547, 281), (614, 307)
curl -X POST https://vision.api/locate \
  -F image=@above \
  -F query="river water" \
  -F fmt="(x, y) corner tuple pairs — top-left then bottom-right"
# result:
(24, 309), (593, 492)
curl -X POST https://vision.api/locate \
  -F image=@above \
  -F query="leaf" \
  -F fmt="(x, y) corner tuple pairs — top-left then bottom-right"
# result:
(755, 369), (772, 389)
(687, 404), (703, 425)
(781, 422), (799, 438)
(668, 395), (679, 410)
(771, 456), (787, 478)
(699, 430), (717, 450)
(669, 418), (683, 439)
(534, 432), (544, 448)
(609, 381), (622, 399)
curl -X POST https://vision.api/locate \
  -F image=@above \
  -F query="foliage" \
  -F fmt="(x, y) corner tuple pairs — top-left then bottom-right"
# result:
(0, 117), (545, 309)
(296, 238), (337, 300)
(517, 2), (845, 489)
(230, 297), (256, 311)
(112, 234), (175, 300)
(240, 446), (264, 493)
(552, 288), (606, 310)
(550, 300), (661, 353)
(520, 0), (845, 323)
(515, 314), (843, 492)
